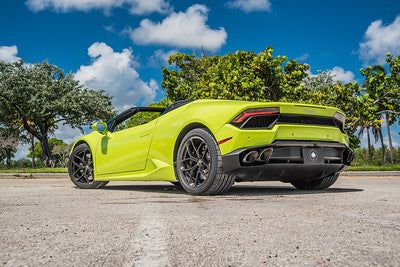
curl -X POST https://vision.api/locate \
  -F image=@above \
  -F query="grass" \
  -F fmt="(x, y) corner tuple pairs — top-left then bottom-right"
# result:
(347, 164), (400, 172)
(0, 168), (67, 173)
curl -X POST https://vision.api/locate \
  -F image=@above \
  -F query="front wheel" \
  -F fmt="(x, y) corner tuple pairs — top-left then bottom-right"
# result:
(175, 128), (235, 195)
(290, 174), (339, 190)
(68, 143), (109, 189)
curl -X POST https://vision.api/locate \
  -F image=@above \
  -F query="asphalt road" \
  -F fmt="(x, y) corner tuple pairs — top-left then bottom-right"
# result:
(1, 177), (399, 266)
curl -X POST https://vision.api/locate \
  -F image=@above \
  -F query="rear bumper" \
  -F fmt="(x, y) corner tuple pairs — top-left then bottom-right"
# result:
(222, 141), (354, 182)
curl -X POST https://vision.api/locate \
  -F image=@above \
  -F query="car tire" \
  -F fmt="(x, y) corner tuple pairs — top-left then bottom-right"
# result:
(68, 143), (109, 189)
(290, 173), (339, 190)
(175, 128), (234, 195)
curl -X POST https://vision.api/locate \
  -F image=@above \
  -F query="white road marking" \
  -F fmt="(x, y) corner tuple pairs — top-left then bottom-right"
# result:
(128, 210), (170, 267)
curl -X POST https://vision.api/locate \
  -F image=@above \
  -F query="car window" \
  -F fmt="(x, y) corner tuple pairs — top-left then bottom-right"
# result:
(114, 111), (162, 131)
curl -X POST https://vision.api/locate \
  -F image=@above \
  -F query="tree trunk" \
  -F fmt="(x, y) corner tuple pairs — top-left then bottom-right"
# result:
(385, 112), (394, 164)
(41, 137), (56, 168)
(6, 148), (11, 169)
(30, 134), (36, 169)
(367, 127), (372, 166)
(379, 127), (387, 166)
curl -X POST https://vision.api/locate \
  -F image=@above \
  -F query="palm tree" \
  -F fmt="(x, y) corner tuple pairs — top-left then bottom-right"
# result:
(358, 122), (373, 165)
(358, 117), (386, 165)
(368, 120), (386, 166)
(360, 62), (399, 165)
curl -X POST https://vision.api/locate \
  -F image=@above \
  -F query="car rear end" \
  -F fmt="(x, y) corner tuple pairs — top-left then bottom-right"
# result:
(214, 102), (354, 182)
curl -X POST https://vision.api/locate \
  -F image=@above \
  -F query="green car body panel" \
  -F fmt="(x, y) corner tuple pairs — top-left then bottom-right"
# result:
(71, 99), (350, 182)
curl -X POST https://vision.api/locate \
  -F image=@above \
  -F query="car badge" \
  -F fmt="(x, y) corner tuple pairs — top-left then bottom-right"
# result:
(309, 150), (318, 162)
(303, 109), (317, 114)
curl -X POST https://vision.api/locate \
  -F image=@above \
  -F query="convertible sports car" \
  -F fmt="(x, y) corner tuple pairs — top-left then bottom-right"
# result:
(68, 99), (354, 195)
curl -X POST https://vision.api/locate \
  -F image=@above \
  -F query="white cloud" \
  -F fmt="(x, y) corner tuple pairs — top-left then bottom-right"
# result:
(0, 45), (21, 63)
(304, 65), (316, 78)
(359, 15), (400, 65)
(14, 144), (30, 160)
(305, 66), (354, 84)
(25, 0), (171, 15)
(75, 42), (158, 110)
(384, 133), (400, 148)
(330, 66), (355, 83)
(129, 4), (227, 50)
(54, 124), (84, 145)
(226, 0), (271, 13)
(148, 49), (178, 67)
(104, 25), (116, 33)
(128, 0), (171, 15)
(296, 53), (309, 61)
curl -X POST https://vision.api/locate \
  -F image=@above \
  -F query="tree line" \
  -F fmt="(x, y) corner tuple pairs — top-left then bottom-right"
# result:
(0, 60), (114, 168)
(0, 47), (399, 168)
(162, 47), (400, 165)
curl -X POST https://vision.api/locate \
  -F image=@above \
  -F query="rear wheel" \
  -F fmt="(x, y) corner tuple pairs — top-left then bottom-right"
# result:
(175, 128), (234, 195)
(290, 174), (339, 190)
(68, 143), (109, 189)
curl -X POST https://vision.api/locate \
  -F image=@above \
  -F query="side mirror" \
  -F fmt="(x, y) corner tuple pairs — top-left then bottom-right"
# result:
(91, 122), (108, 133)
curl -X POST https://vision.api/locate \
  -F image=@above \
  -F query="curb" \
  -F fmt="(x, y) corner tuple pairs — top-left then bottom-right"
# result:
(0, 173), (69, 179)
(341, 171), (400, 177)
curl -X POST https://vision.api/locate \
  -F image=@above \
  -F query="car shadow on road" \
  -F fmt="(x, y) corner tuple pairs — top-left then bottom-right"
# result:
(227, 185), (363, 196)
(102, 183), (363, 196)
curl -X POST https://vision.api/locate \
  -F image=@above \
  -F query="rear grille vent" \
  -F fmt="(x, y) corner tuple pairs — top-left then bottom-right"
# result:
(242, 115), (279, 128)
(233, 114), (343, 132)
(278, 115), (336, 127)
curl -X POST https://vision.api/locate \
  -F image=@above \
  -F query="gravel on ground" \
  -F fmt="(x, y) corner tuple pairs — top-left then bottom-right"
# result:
(0, 176), (399, 266)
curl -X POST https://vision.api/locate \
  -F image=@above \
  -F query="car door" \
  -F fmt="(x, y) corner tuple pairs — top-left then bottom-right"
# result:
(95, 119), (157, 175)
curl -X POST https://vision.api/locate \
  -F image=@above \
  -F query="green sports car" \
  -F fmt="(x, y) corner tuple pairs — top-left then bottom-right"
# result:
(68, 99), (354, 195)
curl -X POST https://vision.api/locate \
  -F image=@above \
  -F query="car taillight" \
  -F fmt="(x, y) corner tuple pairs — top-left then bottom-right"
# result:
(232, 107), (280, 123)
(333, 112), (345, 130)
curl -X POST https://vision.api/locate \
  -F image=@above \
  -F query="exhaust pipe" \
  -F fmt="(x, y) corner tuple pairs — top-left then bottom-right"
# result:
(258, 148), (273, 162)
(243, 151), (259, 163)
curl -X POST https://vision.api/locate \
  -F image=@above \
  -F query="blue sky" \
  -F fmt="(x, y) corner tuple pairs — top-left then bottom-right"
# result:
(1, 0), (400, 158)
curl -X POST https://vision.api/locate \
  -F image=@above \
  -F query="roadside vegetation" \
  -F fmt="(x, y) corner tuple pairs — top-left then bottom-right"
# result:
(348, 164), (400, 171)
(1, 47), (399, 170)
(0, 168), (67, 173)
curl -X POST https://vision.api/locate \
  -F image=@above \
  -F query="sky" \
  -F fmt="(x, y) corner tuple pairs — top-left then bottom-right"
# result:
(0, 0), (400, 159)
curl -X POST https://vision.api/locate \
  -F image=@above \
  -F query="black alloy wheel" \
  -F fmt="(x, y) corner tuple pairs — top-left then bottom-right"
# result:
(68, 143), (108, 189)
(178, 136), (211, 188)
(176, 128), (235, 195)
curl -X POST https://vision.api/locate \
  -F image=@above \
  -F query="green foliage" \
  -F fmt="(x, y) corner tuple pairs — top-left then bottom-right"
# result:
(162, 47), (310, 102)
(347, 164), (400, 171)
(123, 112), (161, 129)
(0, 125), (26, 168)
(28, 138), (69, 167)
(352, 145), (400, 166)
(9, 158), (32, 169)
(161, 48), (400, 152)
(303, 70), (335, 92)
(359, 53), (400, 164)
(0, 60), (115, 130)
(0, 167), (67, 173)
(361, 53), (400, 123)
(0, 147), (16, 167)
(119, 98), (172, 130)
(302, 73), (363, 149)
(52, 143), (72, 168)
(0, 60), (115, 166)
